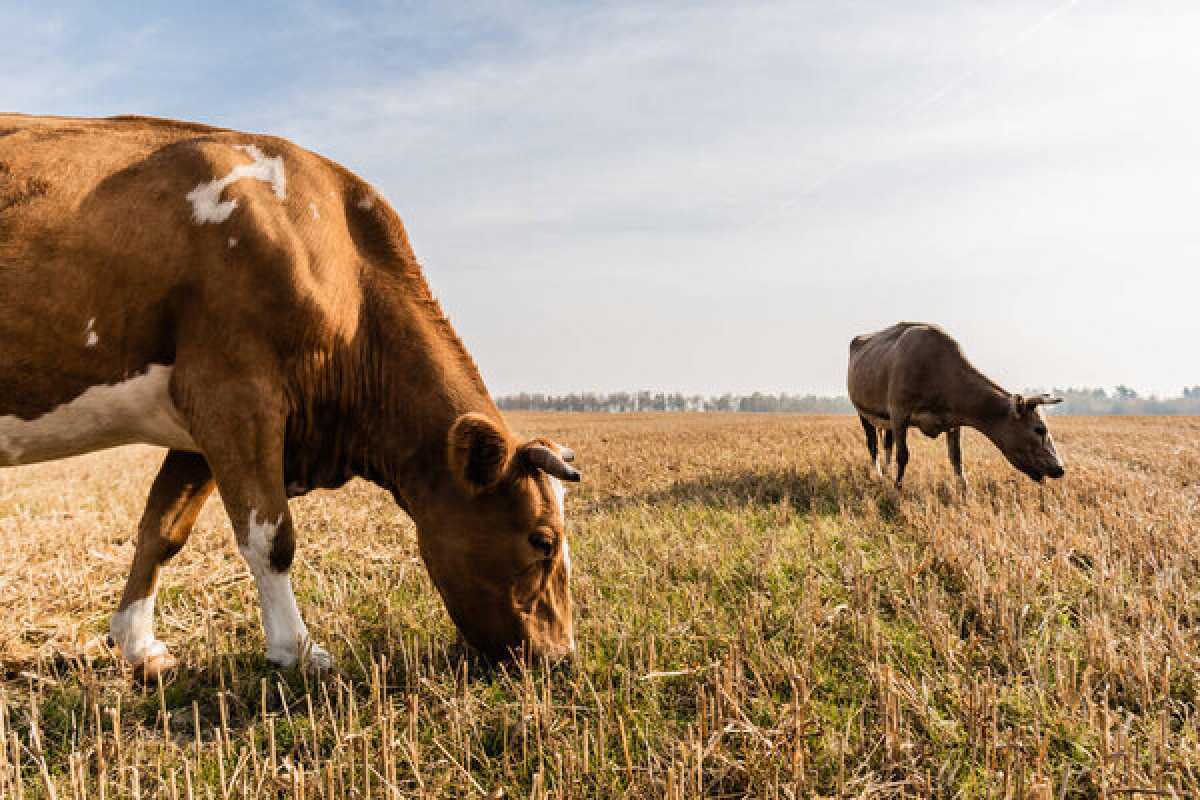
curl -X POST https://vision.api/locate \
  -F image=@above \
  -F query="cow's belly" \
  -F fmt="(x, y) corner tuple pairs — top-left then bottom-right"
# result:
(0, 365), (198, 466)
(860, 411), (890, 428)
(910, 412), (948, 438)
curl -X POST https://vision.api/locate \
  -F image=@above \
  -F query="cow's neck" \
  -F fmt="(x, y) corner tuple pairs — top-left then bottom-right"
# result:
(955, 367), (1013, 431)
(364, 272), (506, 507)
(284, 269), (505, 512)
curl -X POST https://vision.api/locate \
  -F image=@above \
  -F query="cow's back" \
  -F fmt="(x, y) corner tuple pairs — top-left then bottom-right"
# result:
(847, 322), (956, 418)
(0, 115), (380, 463)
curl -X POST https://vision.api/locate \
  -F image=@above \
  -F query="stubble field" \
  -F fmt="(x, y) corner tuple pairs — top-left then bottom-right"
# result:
(0, 413), (1198, 798)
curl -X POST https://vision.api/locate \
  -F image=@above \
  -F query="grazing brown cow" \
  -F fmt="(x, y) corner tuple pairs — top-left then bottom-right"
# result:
(847, 322), (1064, 488)
(0, 114), (581, 680)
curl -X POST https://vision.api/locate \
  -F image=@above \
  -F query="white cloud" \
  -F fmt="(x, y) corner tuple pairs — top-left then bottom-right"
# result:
(6, 2), (1200, 395)
(251, 2), (1200, 394)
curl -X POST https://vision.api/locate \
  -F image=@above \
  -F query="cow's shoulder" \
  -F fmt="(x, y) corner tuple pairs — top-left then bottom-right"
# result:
(150, 131), (385, 260)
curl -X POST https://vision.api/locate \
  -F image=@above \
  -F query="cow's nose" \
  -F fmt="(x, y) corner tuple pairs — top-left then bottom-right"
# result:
(1047, 465), (1065, 479)
(538, 639), (576, 664)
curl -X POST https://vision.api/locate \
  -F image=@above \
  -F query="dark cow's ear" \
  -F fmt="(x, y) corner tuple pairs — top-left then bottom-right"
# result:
(447, 413), (513, 493)
(1010, 394), (1026, 419)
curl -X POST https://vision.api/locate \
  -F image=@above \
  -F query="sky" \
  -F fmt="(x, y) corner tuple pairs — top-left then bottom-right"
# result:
(2, 1), (1197, 396)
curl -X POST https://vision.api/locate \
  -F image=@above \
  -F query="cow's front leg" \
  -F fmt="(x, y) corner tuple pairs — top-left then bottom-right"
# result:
(946, 427), (967, 490)
(111, 450), (214, 681)
(892, 423), (910, 489)
(235, 505), (331, 669)
(181, 379), (331, 671)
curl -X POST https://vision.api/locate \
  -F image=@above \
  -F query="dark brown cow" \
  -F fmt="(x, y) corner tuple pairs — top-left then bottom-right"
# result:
(847, 322), (1064, 488)
(0, 114), (580, 680)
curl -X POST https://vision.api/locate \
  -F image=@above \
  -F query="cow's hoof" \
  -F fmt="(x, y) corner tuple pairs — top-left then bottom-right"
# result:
(267, 643), (333, 672)
(133, 652), (178, 684)
(305, 645), (334, 672)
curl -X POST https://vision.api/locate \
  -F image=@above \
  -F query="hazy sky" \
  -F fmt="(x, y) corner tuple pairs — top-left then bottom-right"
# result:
(3, 1), (1197, 395)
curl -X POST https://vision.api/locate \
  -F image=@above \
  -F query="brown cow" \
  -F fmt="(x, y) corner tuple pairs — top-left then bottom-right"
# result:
(0, 114), (581, 680)
(847, 322), (1064, 488)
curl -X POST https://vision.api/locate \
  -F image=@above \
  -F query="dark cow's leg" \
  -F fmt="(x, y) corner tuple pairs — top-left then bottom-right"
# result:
(946, 427), (966, 489)
(178, 373), (331, 670)
(859, 415), (880, 476)
(892, 423), (911, 489)
(881, 428), (894, 476)
(110, 450), (214, 681)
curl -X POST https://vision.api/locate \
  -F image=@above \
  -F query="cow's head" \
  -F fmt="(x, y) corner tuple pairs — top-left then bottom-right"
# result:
(986, 394), (1065, 482)
(414, 413), (579, 662)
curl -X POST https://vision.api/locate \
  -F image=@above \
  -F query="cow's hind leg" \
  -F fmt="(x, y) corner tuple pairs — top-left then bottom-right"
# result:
(180, 373), (331, 670)
(859, 415), (881, 476)
(881, 428), (894, 477)
(110, 450), (214, 681)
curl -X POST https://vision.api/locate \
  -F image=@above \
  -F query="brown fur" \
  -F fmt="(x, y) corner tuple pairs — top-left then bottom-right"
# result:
(847, 322), (1064, 487)
(0, 114), (576, 670)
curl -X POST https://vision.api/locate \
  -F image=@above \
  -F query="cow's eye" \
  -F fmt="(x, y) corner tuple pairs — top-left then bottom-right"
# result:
(528, 531), (555, 557)
(1034, 426), (1047, 437)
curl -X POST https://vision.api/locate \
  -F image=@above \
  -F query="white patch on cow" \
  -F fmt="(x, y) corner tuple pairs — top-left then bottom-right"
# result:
(547, 475), (569, 576)
(550, 476), (577, 652)
(109, 576), (168, 665)
(356, 193), (374, 210)
(545, 471), (575, 651)
(84, 318), (99, 348)
(0, 365), (197, 466)
(548, 475), (566, 521)
(186, 144), (287, 225)
(1048, 433), (1064, 469)
(240, 511), (331, 669)
(308, 201), (320, 220)
(228, 237), (238, 248)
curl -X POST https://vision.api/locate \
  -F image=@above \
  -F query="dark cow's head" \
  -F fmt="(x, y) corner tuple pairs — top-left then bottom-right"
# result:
(414, 413), (579, 662)
(988, 394), (1065, 482)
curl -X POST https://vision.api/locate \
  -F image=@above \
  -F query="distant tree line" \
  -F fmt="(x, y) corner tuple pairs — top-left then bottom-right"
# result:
(1041, 386), (1200, 415)
(495, 391), (853, 413)
(496, 387), (1200, 415)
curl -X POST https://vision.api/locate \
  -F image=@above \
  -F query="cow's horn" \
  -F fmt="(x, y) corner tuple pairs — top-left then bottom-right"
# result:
(1032, 395), (1064, 406)
(525, 445), (581, 482)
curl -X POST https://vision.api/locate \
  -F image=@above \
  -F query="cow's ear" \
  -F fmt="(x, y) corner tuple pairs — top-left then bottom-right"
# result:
(1010, 394), (1025, 419)
(447, 413), (513, 493)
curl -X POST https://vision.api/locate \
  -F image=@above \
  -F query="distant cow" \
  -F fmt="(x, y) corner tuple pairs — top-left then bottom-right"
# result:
(847, 322), (1064, 488)
(0, 114), (581, 680)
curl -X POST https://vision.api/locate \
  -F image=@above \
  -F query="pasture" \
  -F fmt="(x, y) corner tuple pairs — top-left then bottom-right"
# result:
(0, 413), (1197, 798)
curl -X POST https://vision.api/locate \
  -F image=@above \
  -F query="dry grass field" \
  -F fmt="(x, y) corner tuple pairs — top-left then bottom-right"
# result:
(1, 413), (1198, 798)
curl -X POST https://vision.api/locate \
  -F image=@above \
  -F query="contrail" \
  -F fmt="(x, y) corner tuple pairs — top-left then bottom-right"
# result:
(765, 0), (1084, 218)
(905, 0), (1083, 117)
